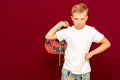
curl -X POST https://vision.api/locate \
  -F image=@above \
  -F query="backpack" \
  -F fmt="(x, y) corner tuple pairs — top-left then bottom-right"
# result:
(45, 39), (66, 54)
(45, 27), (67, 66)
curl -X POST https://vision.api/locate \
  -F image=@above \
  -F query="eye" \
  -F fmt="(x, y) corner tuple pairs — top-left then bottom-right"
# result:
(74, 18), (79, 20)
(81, 18), (84, 20)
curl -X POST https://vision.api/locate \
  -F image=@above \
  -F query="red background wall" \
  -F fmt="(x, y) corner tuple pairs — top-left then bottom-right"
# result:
(0, 0), (119, 80)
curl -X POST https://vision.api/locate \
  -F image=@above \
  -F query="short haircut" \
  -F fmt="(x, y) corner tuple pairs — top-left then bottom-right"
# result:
(71, 3), (89, 15)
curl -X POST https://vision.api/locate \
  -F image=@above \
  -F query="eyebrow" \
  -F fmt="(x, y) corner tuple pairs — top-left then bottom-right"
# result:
(74, 17), (85, 19)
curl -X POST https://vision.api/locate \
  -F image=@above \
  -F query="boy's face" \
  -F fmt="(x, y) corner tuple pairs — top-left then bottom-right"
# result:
(71, 12), (88, 30)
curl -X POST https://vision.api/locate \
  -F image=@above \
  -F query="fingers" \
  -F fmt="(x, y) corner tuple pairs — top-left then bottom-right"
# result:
(63, 21), (69, 26)
(85, 53), (93, 60)
(59, 21), (69, 26)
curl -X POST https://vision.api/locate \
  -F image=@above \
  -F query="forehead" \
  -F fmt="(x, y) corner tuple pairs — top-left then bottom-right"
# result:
(72, 12), (87, 18)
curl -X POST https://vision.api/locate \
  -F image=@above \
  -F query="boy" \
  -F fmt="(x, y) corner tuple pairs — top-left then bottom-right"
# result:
(45, 3), (111, 80)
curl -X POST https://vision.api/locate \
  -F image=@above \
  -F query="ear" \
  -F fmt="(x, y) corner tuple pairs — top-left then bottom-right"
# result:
(71, 16), (73, 21)
(86, 16), (88, 21)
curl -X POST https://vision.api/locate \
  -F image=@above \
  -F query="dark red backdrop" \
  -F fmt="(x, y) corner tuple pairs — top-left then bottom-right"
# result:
(0, 0), (119, 80)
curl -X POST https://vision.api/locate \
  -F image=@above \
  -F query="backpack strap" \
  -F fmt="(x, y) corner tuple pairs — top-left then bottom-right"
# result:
(59, 42), (62, 66)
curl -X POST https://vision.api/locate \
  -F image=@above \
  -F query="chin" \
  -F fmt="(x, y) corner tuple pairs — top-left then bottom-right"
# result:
(76, 25), (85, 29)
(77, 26), (84, 29)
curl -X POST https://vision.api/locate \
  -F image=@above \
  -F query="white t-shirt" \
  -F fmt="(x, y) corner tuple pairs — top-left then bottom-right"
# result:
(56, 25), (104, 74)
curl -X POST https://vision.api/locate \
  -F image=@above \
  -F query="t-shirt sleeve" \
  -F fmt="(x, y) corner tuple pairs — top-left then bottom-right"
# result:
(92, 28), (104, 43)
(56, 29), (67, 41)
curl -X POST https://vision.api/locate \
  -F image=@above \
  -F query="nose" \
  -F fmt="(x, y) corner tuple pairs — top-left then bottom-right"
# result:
(78, 20), (81, 23)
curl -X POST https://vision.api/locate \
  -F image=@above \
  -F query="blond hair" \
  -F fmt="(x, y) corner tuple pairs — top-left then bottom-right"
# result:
(71, 3), (89, 15)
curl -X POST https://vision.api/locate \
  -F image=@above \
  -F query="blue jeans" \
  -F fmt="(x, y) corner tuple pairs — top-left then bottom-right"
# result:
(61, 69), (90, 80)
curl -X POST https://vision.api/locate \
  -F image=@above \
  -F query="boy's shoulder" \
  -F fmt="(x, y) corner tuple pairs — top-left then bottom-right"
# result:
(85, 25), (95, 29)
(66, 25), (96, 31)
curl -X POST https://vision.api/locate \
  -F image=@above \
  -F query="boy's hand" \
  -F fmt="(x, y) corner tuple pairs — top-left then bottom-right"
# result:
(63, 21), (69, 26)
(58, 21), (69, 29)
(85, 52), (94, 60)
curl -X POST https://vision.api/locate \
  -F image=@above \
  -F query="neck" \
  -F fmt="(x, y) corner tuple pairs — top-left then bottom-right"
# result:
(74, 25), (85, 30)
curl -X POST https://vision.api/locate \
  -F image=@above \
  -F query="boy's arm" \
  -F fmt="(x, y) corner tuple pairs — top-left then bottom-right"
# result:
(45, 21), (69, 40)
(85, 37), (111, 60)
